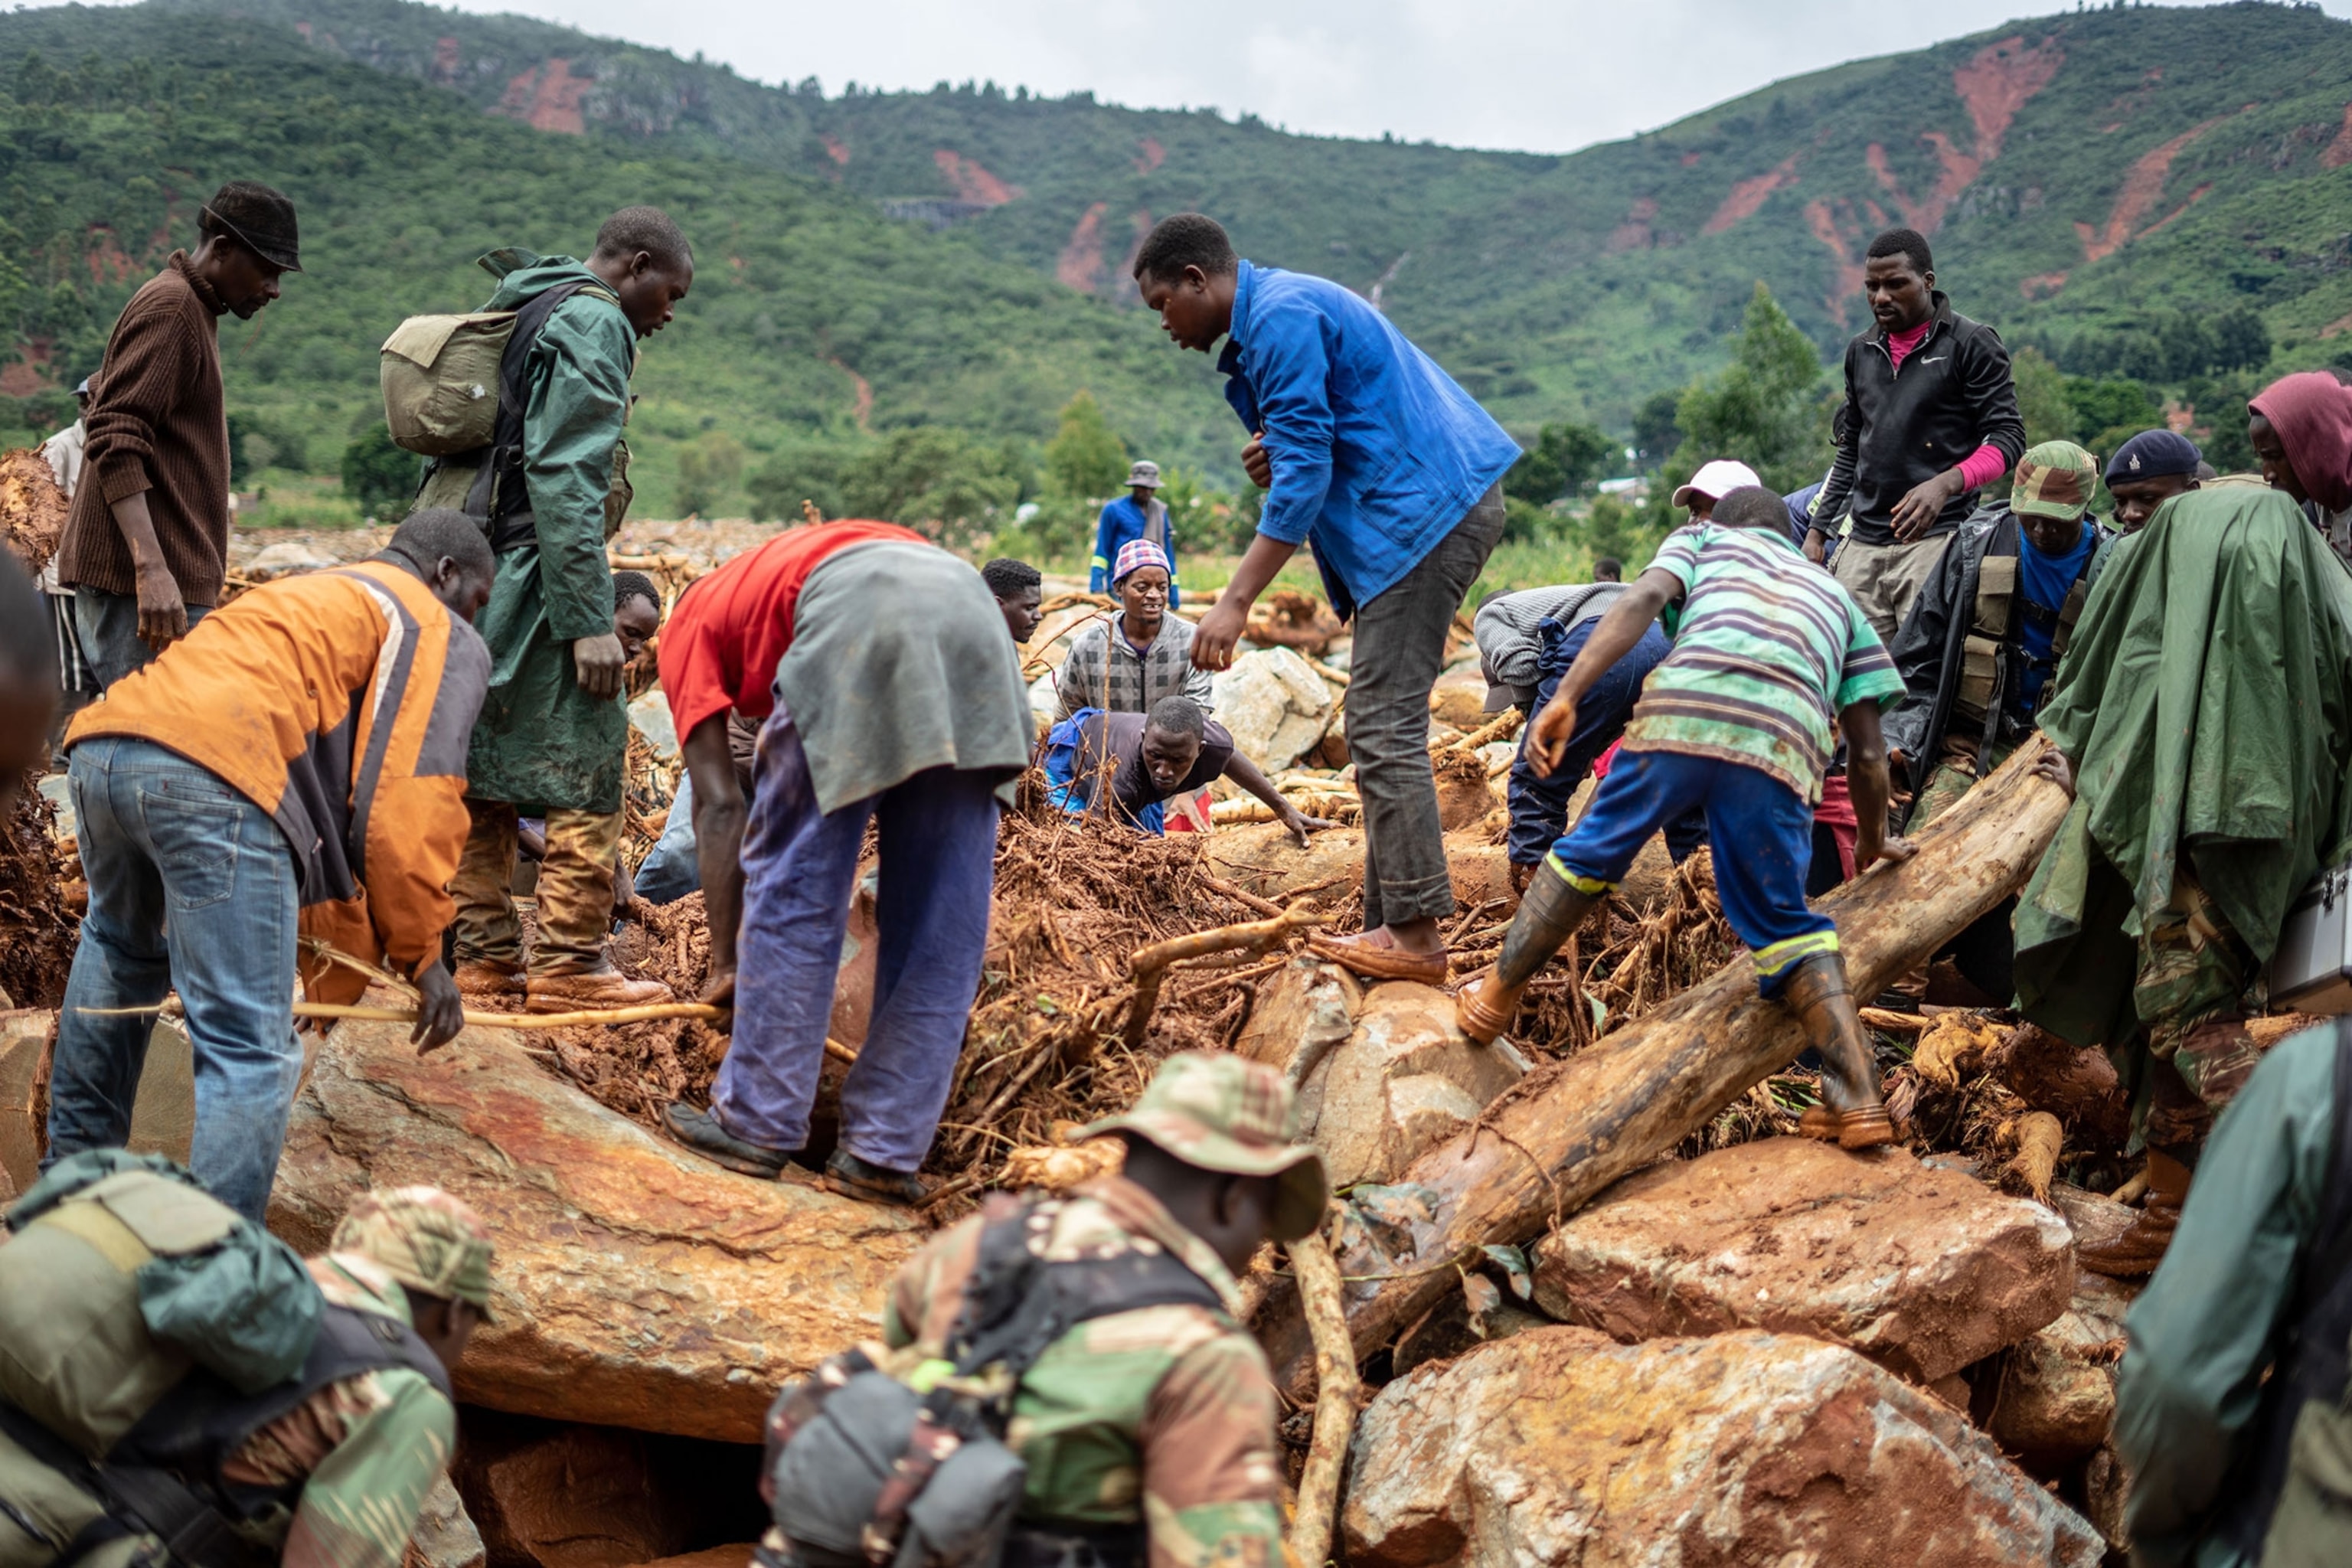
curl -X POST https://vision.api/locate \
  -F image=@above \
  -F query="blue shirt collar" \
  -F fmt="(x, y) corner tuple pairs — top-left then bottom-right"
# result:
(1218, 260), (1259, 371)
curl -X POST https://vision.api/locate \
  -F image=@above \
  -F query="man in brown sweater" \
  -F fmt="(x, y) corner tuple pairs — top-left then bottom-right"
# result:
(56, 181), (300, 690)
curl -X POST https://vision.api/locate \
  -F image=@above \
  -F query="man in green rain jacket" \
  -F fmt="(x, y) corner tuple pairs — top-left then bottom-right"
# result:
(446, 207), (695, 1011)
(2014, 477), (2352, 1276)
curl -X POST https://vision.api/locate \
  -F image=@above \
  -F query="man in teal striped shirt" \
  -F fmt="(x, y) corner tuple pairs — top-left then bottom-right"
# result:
(1458, 485), (1913, 1151)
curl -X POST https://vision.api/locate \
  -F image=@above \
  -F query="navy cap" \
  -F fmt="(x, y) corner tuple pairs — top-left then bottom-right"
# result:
(2105, 429), (2202, 485)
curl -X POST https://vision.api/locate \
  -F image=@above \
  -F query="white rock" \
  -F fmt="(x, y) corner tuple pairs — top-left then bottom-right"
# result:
(1210, 647), (1333, 770)
(626, 690), (678, 763)
(244, 541), (338, 577)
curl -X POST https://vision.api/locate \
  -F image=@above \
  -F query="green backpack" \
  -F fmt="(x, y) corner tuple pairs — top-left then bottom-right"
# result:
(0, 1152), (320, 1568)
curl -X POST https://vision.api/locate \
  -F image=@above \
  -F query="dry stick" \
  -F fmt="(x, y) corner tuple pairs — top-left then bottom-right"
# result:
(1122, 908), (1324, 1050)
(78, 998), (763, 1036)
(1441, 707), (1527, 756)
(1287, 1223), (1360, 1568)
(1200, 874), (1285, 919)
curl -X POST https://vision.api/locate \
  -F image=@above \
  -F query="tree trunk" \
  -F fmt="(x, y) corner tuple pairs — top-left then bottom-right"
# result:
(1259, 735), (2072, 1383)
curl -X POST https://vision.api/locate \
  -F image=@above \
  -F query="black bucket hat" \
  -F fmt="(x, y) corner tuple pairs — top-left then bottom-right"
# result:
(202, 181), (302, 273)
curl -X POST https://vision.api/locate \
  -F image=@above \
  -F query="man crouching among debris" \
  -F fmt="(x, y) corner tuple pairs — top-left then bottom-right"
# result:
(1456, 486), (1912, 1149)
(1042, 694), (1331, 847)
(780, 1052), (1320, 1568)
(46, 510), (494, 1223)
(655, 519), (1032, 1204)
(0, 1160), (493, 1568)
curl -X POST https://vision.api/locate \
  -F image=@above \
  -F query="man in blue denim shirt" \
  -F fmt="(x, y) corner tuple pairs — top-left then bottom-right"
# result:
(1135, 214), (1520, 983)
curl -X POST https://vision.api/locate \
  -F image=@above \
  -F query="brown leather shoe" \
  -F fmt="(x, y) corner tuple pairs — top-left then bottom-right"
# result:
(524, 968), (675, 1013)
(451, 958), (522, 995)
(2079, 1147), (2193, 1278)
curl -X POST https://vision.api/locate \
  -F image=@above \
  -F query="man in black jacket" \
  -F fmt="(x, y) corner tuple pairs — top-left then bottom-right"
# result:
(1883, 440), (2112, 828)
(1808, 228), (2027, 640)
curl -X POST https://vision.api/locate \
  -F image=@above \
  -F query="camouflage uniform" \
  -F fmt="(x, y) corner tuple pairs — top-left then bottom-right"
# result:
(877, 1054), (1325, 1568)
(230, 1187), (496, 1568)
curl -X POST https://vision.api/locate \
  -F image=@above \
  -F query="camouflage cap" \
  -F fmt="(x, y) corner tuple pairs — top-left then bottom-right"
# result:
(2012, 440), (2099, 521)
(1082, 1052), (1329, 1243)
(332, 1186), (496, 1321)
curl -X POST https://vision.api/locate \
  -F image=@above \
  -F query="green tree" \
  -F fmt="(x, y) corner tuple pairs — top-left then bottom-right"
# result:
(1505, 420), (1615, 505)
(340, 421), (419, 521)
(2011, 346), (2076, 449)
(1581, 494), (1651, 567)
(1043, 390), (1129, 499)
(675, 432), (746, 517)
(844, 428), (1022, 531)
(1631, 391), (1682, 472)
(1672, 283), (1824, 492)
(746, 445), (852, 523)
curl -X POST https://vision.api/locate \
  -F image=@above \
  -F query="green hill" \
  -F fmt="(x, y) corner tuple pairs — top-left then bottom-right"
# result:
(4, 0), (2352, 525)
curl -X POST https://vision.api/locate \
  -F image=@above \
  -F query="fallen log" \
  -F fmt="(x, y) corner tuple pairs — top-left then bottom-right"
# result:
(269, 1017), (925, 1442)
(1259, 734), (2070, 1382)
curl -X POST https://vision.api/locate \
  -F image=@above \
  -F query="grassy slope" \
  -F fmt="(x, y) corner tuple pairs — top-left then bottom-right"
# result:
(7, 0), (2352, 521)
(148, 0), (2352, 427)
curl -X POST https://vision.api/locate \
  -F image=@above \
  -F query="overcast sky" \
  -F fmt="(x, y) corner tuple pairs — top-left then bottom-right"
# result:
(432, 0), (2352, 154)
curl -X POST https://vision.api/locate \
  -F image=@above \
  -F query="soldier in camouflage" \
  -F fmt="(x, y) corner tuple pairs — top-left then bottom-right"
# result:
(229, 1187), (495, 1568)
(877, 1053), (1326, 1568)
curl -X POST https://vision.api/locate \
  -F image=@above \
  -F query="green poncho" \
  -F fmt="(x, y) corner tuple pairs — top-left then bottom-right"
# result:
(2014, 480), (2352, 1047)
(464, 250), (635, 813)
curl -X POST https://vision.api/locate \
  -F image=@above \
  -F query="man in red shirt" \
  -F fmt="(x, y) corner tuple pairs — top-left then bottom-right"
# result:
(654, 521), (1033, 1204)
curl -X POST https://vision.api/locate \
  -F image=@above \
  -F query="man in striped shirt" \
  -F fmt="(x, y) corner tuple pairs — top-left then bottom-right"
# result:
(1457, 486), (1913, 1151)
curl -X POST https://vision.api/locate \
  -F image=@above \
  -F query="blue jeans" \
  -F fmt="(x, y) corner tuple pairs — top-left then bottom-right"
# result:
(1507, 617), (1707, 867)
(72, 588), (208, 693)
(713, 716), (1000, 1173)
(633, 777), (701, 905)
(1550, 747), (1835, 997)
(47, 737), (302, 1221)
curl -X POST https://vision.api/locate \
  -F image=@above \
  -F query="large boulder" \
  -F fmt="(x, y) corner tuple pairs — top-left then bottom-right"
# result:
(406, 1475), (487, 1568)
(453, 1420), (691, 1568)
(1342, 1325), (2104, 1568)
(1210, 647), (1334, 770)
(268, 1018), (923, 1442)
(1207, 825), (1514, 910)
(1236, 961), (1526, 1188)
(1529, 1137), (2075, 1385)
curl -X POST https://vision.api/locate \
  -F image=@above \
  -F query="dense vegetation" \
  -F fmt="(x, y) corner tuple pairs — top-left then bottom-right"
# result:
(2, 0), (2349, 541)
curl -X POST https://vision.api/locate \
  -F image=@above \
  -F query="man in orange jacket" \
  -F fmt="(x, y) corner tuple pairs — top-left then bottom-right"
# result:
(45, 509), (495, 1220)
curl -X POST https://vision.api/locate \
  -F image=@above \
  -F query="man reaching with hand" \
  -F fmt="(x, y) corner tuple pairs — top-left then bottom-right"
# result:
(1455, 487), (1912, 1152)
(1134, 213), (1521, 985)
(1808, 227), (2025, 641)
(447, 207), (694, 1011)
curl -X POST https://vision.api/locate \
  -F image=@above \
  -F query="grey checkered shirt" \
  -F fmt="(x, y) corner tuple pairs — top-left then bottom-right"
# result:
(1054, 614), (1216, 720)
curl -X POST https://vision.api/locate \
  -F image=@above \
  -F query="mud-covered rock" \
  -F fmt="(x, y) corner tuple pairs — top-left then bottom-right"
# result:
(1206, 824), (1514, 910)
(269, 1018), (923, 1442)
(1210, 647), (1333, 770)
(403, 1475), (486, 1568)
(1237, 961), (1526, 1188)
(1991, 1257), (2138, 1470)
(455, 1422), (688, 1568)
(1529, 1137), (2074, 1384)
(1344, 1325), (2103, 1568)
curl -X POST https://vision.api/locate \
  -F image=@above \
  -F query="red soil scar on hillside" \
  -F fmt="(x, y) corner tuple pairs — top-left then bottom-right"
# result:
(1704, 155), (1800, 234)
(1606, 197), (1658, 254)
(1865, 35), (2063, 237)
(1135, 137), (1165, 174)
(499, 58), (591, 136)
(822, 135), (850, 166)
(2323, 102), (2352, 168)
(933, 150), (1020, 206)
(433, 35), (460, 81)
(2076, 118), (2224, 263)
(1058, 202), (1109, 292)
(1805, 199), (1868, 316)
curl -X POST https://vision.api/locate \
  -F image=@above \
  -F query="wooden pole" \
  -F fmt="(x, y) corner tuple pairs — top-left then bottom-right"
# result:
(1256, 735), (2071, 1383)
(1286, 1223), (1360, 1568)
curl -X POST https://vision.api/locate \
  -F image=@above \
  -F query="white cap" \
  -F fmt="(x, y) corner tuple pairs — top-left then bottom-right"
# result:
(1671, 459), (1762, 509)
